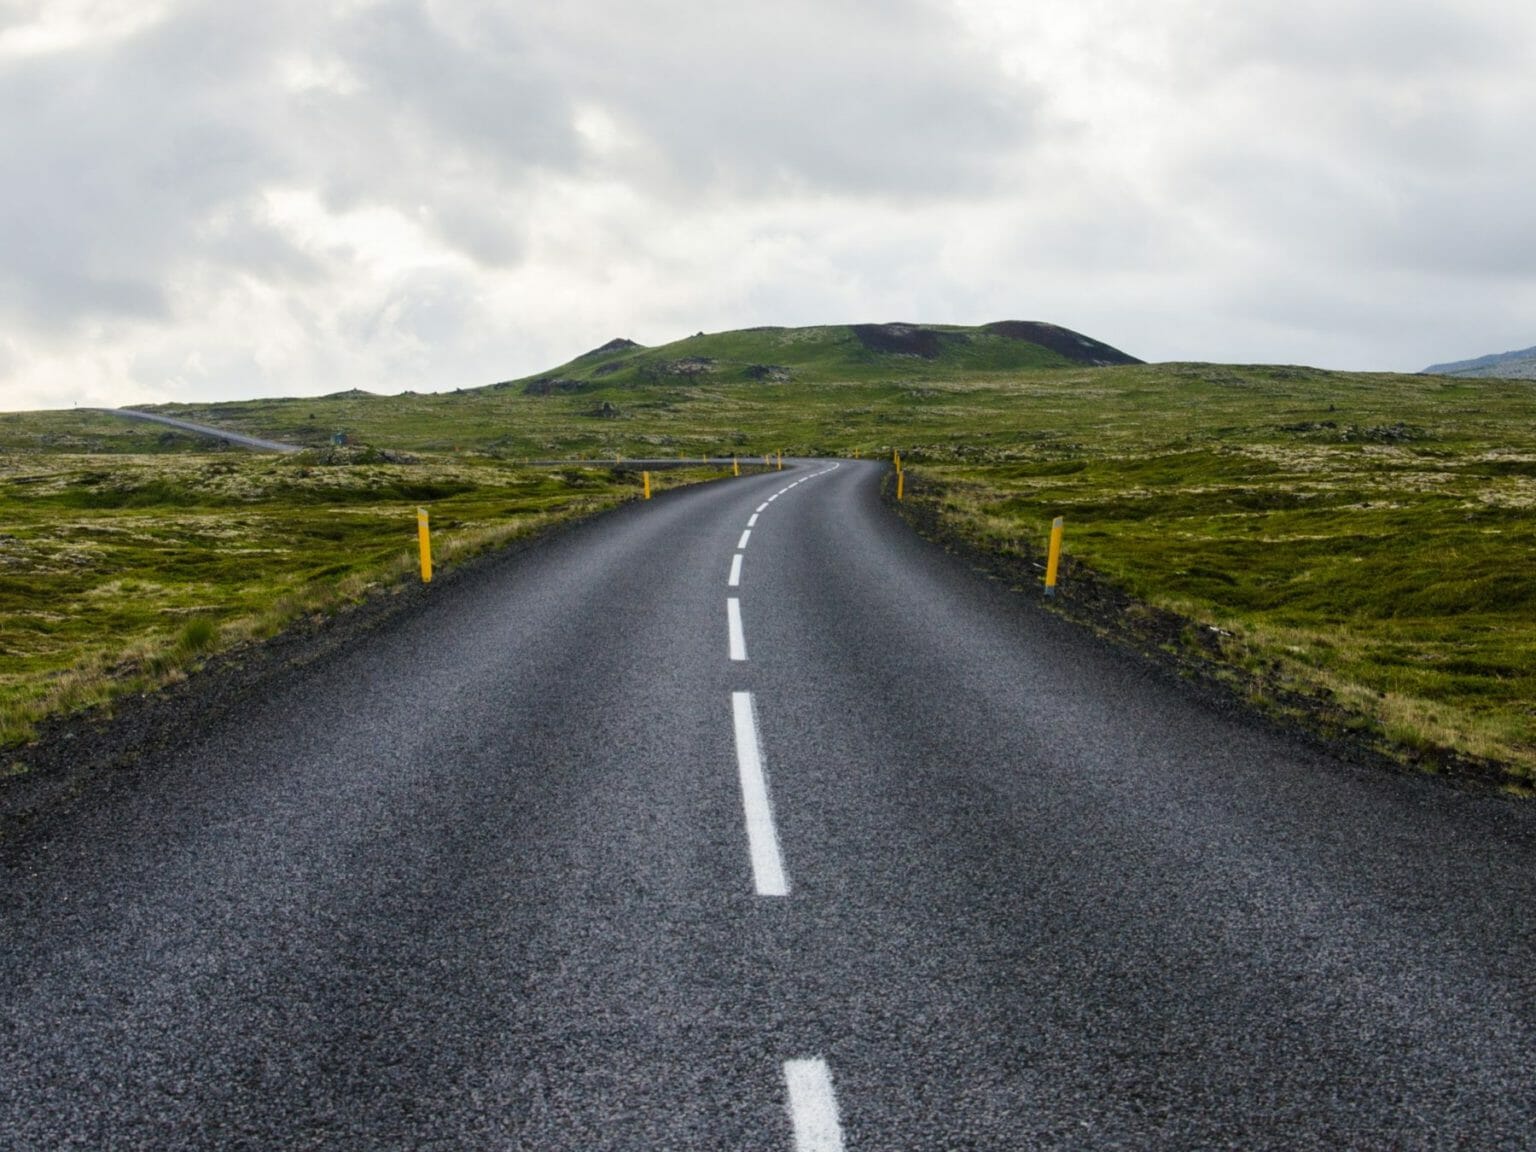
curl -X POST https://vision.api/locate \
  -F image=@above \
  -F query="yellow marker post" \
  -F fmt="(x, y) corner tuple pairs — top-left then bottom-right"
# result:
(896, 470), (904, 501)
(733, 456), (740, 476)
(417, 507), (433, 584)
(643, 471), (652, 500)
(777, 451), (783, 471)
(1044, 516), (1065, 597)
(893, 448), (901, 472)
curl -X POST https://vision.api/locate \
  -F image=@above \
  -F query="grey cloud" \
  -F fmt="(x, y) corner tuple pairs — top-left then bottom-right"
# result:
(1362, 179), (1536, 279)
(311, 1), (580, 200)
(197, 199), (326, 283)
(0, 0), (1042, 337)
(0, 2), (45, 35)
(0, 2), (309, 329)
(340, 265), (484, 360)
(1141, 0), (1536, 301)
(337, 1), (578, 167)
(287, 0), (1038, 262)
(1214, 0), (1523, 76)
(533, 0), (1040, 198)
(1171, 109), (1536, 285)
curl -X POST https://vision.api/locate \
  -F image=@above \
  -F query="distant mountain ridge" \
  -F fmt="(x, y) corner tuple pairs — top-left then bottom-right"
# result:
(494, 321), (1140, 396)
(1423, 344), (1536, 379)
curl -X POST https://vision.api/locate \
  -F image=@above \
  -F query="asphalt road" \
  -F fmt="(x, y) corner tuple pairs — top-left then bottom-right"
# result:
(97, 409), (304, 453)
(2, 460), (1532, 1149)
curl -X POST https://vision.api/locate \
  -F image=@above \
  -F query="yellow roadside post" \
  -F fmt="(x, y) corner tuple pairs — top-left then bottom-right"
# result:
(896, 471), (904, 501)
(1044, 516), (1065, 597)
(733, 456), (740, 476)
(893, 448), (901, 471)
(777, 451), (783, 471)
(643, 471), (652, 500)
(417, 507), (433, 583)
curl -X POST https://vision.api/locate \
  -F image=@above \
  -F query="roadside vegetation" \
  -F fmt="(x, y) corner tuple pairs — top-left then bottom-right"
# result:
(5, 322), (1534, 787)
(0, 447), (733, 754)
(883, 366), (1536, 788)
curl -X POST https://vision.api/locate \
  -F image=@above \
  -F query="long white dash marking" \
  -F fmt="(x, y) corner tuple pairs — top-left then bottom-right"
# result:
(732, 692), (787, 896)
(728, 598), (747, 661)
(784, 1058), (843, 1150)
(738, 529), (752, 550)
(728, 553), (743, 587)
(768, 494), (779, 502)
(748, 513), (759, 527)
(757, 503), (769, 513)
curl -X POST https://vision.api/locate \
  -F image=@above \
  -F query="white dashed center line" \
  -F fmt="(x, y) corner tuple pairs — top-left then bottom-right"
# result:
(720, 462), (856, 1142)
(784, 1058), (844, 1150)
(731, 692), (788, 897)
(727, 597), (747, 661)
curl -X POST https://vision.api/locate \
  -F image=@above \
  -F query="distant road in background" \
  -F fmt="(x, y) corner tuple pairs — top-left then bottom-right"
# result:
(92, 408), (782, 470)
(95, 407), (304, 453)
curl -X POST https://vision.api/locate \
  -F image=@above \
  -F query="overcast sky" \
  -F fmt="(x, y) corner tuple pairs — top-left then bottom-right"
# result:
(2, 0), (1534, 411)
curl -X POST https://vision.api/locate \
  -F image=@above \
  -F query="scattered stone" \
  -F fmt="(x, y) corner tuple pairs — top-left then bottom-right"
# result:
(1277, 420), (1339, 433)
(301, 445), (419, 466)
(639, 357), (716, 381)
(744, 364), (791, 382)
(1339, 422), (1423, 443)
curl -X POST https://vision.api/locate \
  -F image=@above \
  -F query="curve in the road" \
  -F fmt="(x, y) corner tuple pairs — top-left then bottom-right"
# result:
(1, 458), (1530, 1150)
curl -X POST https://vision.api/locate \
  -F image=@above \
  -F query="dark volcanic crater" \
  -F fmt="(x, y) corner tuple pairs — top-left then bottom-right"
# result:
(851, 321), (1142, 365)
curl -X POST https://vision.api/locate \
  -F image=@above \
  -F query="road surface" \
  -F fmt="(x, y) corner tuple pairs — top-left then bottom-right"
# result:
(2, 460), (1531, 1149)
(96, 408), (303, 453)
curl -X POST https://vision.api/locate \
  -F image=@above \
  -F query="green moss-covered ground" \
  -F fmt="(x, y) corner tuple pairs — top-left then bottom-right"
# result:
(5, 326), (1534, 785)
(0, 449), (738, 750)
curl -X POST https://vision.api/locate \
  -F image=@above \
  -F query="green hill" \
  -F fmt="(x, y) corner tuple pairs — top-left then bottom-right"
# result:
(7, 323), (1536, 785)
(497, 321), (1140, 394)
(0, 320), (1142, 460)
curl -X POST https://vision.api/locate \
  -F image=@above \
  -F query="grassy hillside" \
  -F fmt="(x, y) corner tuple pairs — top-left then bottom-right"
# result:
(5, 322), (1535, 787)
(507, 320), (1139, 391)
(0, 321), (1138, 458)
